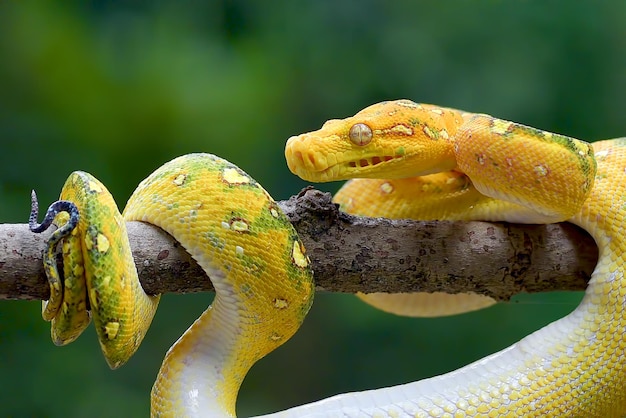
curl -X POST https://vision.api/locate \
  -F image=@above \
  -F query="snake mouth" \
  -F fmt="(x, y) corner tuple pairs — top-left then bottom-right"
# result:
(285, 135), (405, 181)
(315, 154), (404, 181)
(287, 146), (406, 182)
(346, 155), (397, 169)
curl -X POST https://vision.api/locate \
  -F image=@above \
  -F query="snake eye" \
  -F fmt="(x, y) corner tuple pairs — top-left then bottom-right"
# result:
(349, 123), (373, 146)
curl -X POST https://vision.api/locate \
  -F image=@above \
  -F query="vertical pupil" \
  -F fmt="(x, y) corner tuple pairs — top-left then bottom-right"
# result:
(349, 123), (372, 146)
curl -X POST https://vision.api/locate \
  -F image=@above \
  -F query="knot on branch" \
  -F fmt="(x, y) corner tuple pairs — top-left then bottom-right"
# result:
(279, 187), (341, 236)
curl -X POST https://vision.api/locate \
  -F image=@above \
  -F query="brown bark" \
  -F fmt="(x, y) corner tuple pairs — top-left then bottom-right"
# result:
(0, 188), (597, 302)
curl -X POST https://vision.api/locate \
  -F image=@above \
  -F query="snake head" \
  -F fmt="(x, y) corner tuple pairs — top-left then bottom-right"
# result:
(285, 99), (465, 183)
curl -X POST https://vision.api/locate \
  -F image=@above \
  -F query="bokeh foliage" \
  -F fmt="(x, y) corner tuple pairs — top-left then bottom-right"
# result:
(1, 1), (624, 416)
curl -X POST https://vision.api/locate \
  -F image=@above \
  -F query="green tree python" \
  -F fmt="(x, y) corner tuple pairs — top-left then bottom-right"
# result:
(29, 100), (626, 416)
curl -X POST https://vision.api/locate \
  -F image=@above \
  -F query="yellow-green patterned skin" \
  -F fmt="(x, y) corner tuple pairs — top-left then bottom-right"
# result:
(281, 99), (626, 417)
(39, 154), (313, 417)
(125, 154), (313, 417)
(46, 172), (160, 368)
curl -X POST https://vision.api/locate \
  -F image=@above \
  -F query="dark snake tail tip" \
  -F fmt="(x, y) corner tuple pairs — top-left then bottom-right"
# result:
(29, 191), (80, 235)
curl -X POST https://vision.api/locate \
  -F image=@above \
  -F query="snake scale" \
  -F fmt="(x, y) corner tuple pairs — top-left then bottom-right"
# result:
(29, 99), (626, 417)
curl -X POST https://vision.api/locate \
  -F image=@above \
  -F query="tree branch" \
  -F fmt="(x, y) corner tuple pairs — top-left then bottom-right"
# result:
(0, 188), (597, 302)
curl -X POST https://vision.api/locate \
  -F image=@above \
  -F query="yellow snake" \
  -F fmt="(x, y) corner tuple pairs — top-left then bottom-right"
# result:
(29, 154), (314, 417)
(284, 100), (626, 417)
(30, 99), (626, 416)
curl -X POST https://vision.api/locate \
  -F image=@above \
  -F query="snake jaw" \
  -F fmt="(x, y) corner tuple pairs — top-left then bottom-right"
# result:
(285, 134), (407, 182)
(333, 154), (406, 180)
(286, 131), (457, 182)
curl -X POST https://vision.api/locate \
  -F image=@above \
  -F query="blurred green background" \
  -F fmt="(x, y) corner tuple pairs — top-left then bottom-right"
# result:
(0, 1), (623, 416)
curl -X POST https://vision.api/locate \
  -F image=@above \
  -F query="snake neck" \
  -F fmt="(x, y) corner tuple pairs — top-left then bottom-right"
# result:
(124, 154), (315, 418)
(151, 290), (248, 418)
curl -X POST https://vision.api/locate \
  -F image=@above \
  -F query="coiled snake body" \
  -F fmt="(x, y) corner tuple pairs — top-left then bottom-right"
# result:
(32, 100), (626, 416)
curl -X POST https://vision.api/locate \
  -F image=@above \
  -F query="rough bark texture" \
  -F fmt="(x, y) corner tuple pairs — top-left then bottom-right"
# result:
(0, 188), (598, 302)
